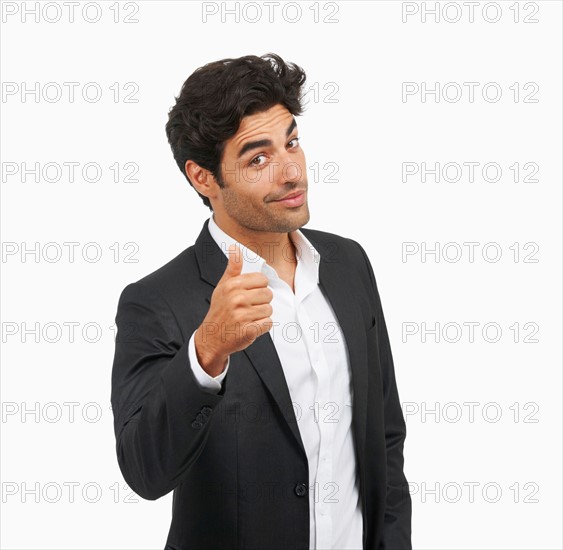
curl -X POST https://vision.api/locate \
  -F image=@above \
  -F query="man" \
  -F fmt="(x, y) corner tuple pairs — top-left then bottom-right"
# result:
(111, 53), (411, 550)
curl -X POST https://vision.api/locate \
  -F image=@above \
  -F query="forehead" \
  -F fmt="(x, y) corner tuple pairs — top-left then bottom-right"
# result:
(225, 104), (295, 152)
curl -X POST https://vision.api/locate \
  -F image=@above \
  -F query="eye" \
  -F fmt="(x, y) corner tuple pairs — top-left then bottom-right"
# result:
(248, 137), (300, 167)
(249, 154), (267, 167)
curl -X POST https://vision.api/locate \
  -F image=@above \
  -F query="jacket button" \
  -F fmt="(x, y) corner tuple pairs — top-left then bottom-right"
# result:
(294, 483), (308, 497)
(196, 413), (205, 423)
(201, 406), (212, 417)
(191, 420), (203, 429)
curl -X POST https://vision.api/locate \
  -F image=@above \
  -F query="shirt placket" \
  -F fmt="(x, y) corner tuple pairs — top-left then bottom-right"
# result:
(296, 295), (334, 550)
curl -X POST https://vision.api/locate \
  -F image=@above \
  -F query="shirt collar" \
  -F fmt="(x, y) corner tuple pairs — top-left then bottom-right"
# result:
(207, 213), (320, 285)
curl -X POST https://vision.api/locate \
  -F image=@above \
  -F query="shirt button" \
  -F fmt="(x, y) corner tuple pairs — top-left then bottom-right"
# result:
(294, 483), (308, 497)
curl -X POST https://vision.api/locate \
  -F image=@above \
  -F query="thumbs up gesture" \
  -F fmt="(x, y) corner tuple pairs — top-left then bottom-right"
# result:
(194, 244), (274, 376)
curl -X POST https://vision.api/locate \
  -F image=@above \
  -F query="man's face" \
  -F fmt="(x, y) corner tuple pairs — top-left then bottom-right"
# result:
(212, 103), (309, 234)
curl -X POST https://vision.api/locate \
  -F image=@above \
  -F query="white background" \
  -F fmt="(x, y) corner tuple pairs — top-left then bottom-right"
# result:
(1, 1), (562, 548)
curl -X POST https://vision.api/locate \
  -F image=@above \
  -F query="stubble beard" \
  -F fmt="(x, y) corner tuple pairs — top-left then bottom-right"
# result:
(221, 187), (310, 234)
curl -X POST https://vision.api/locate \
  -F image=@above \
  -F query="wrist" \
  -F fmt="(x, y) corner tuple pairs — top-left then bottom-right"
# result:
(194, 326), (228, 377)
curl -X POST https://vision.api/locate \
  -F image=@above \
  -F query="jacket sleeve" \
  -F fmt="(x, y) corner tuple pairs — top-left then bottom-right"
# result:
(110, 280), (225, 501)
(354, 241), (412, 549)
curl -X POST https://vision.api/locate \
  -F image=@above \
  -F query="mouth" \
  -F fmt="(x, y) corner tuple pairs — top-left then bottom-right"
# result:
(272, 190), (306, 208)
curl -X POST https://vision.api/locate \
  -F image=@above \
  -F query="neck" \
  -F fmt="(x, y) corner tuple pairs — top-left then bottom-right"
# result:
(212, 214), (297, 269)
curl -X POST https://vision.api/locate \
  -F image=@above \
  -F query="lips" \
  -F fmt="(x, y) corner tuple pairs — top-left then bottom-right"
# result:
(273, 190), (306, 207)
(274, 190), (305, 202)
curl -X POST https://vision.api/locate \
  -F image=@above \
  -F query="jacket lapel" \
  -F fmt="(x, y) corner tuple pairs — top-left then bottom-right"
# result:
(310, 233), (368, 470)
(194, 219), (368, 466)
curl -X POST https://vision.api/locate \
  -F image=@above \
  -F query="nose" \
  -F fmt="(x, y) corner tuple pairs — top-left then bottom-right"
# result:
(283, 160), (301, 182)
(275, 150), (303, 185)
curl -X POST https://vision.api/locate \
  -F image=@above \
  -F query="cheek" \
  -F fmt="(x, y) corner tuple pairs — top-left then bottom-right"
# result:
(226, 186), (263, 209)
(239, 165), (263, 186)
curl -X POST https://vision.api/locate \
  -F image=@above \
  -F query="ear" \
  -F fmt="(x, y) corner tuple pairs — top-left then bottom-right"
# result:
(185, 160), (220, 200)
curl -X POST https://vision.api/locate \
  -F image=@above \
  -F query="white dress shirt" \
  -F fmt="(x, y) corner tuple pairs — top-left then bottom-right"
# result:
(187, 214), (363, 549)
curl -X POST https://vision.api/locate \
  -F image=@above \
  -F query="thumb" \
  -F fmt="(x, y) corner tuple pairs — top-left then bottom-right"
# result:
(222, 243), (243, 279)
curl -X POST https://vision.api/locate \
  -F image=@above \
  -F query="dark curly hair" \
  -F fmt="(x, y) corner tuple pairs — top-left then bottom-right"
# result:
(165, 53), (307, 210)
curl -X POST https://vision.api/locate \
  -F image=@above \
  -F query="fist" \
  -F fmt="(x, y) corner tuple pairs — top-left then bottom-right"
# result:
(194, 244), (273, 376)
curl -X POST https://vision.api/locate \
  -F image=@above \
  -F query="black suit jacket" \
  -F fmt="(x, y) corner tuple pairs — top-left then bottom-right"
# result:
(110, 219), (411, 549)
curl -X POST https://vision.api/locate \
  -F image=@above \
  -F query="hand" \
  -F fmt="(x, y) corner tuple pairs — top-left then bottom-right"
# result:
(194, 244), (273, 376)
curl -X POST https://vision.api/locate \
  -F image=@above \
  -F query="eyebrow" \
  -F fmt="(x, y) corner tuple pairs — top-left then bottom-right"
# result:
(237, 118), (298, 160)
